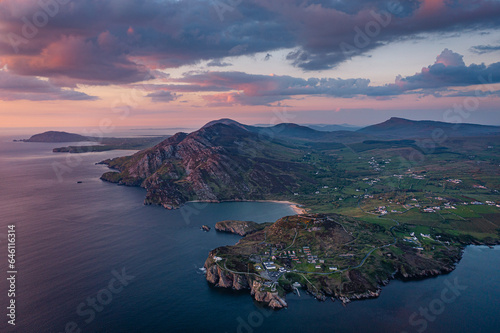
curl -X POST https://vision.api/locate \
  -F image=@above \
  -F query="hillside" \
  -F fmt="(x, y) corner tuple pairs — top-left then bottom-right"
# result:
(98, 118), (500, 243)
(358, 117), (500, 139)
(100, 122), (321, 208)
(306, 124), (361, 132)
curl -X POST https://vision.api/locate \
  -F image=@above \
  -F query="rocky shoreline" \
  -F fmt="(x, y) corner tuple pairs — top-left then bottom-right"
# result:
(203, 214), (466, 309)
(204, 251), (288, 309)
(204, 249), (463, 308)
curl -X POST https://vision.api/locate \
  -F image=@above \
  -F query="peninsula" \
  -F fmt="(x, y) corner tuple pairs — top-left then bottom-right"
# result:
(206, 214), (462, 308)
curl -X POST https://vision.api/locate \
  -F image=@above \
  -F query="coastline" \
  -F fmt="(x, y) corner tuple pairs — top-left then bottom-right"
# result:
(186, 199), (308, 215)
(259, 200), (308, 214)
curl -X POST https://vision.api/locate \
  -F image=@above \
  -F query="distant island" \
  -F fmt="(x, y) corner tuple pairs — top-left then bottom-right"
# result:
(99, 117), (500, 307)
(16, 131), (89, 143)
(16, 131), (169, 153)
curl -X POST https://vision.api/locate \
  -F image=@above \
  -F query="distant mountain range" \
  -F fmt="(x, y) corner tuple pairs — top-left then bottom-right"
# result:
(20, 118), (500, 143)
(203, 117), (500, 141)
(253, 123), (360, 132)
(306, 124), (361, 132)
(98, 117), (500, 209)
(357, 117), (500, 139)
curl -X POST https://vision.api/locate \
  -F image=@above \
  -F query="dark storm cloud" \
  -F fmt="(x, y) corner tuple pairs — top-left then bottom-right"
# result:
(1, 0), (500, 87)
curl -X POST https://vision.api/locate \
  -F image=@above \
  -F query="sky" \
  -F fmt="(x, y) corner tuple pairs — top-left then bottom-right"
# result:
(1, 0), (500, 129)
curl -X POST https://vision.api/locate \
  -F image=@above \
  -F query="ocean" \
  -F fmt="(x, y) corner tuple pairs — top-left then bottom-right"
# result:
(0, 133), (499, 333)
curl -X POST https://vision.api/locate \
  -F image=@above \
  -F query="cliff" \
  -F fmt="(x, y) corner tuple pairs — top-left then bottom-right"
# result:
(204, 251), (287, 309)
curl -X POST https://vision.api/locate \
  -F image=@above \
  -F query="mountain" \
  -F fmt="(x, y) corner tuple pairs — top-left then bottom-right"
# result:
(100, 122), (316, 209)
(248, 122), (370, 143)
(201, 118), (250, 131)
(306, 124), (361, 132)
(254, 123), (321, 140)
(99, 117), (500, 209)
(199, 119), (369, 143)
(22, 131), (90, 142)
(358, 117), (500, 139)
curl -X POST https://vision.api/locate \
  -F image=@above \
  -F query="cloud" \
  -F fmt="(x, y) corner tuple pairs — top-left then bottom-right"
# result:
(207, 59), (232, 67)
(146, 90), (180, 103)
(0, 70), (97, 101)
(435, 48), (465, 67)
(471, 44), (500, 54)
(384, 49), (500, 92)
(1, 0), (500, 87)
(173, 70), (373, 106)
(157, 49), (500, 106)
(137, 83), (231, 93)
(252, 0), (500, 70)
(1, 34), (153, 86)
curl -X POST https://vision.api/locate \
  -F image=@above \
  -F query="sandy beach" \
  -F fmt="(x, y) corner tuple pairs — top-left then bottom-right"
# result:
(257, 200), (308, 214)
(186, 199), (308, 214)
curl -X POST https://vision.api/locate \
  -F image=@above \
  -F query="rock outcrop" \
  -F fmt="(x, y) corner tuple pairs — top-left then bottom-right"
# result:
(214, 220), (264, 236)
(250, 281), (288, 309)
(204, 251), (287, 309)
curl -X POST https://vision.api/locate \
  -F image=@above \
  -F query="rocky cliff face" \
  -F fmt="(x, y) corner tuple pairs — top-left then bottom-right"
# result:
(250, 281), (288, 309)
(204, 251), (287, 309)
(100, 123), (306, 209)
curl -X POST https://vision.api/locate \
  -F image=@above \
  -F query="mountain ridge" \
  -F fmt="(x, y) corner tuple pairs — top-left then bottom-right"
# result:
(358, 117), (500, 138)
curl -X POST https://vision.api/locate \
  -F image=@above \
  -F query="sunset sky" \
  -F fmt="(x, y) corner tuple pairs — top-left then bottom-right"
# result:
(1, 0), (500, 129)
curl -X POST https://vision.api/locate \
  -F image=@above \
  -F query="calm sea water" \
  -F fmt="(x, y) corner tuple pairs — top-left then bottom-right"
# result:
(0, 135), (499, 333)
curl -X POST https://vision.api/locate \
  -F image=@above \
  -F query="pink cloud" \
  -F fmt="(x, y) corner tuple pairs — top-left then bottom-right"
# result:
(0, 69), (97, 101)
